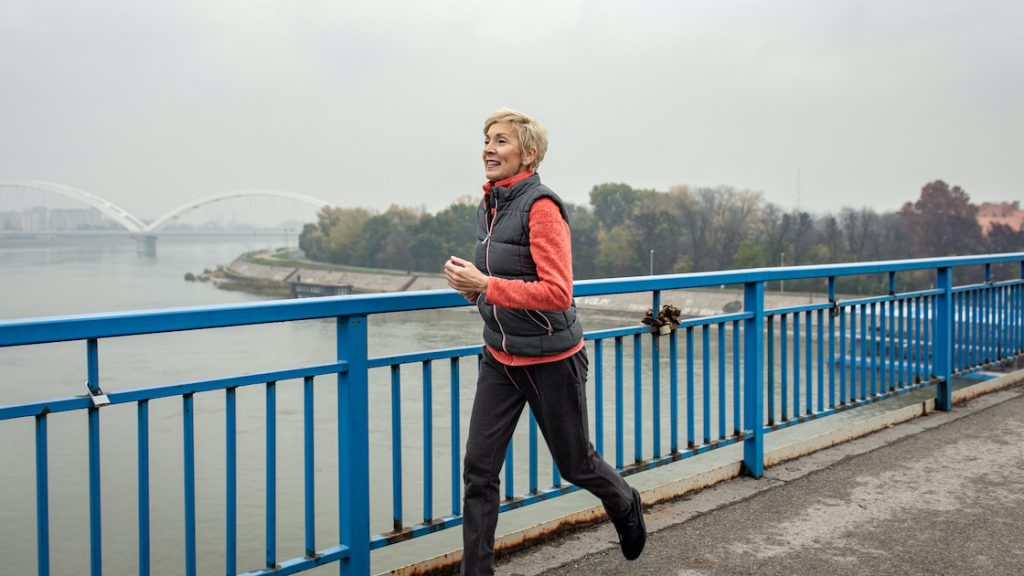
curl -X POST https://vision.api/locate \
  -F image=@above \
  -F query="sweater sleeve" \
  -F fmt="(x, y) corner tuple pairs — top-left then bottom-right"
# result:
(485, 198), (574, 311)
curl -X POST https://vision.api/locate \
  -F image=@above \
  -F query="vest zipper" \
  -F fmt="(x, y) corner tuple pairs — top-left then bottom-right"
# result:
(484, 195), (509, 354)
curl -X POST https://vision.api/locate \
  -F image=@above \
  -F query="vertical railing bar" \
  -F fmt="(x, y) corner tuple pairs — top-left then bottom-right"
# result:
(767, 316), (775, 425)
(615, 336), (624, 470)
(997, 286), (1004, 360)
(35, 414), (50, 576)
(504, 439), (514, 500)
(652, 338), (661, 458)
(701, 325), (710, 444)
(717, 322), (726, 440)
(870, 302), (877, 397)
(633, 333), (643, 463)
(390, 366), (403, 531)
(888, 272), (896, 392)
(828, 277), (836, 409)
(304, 375), (316, 556)
(839, 305), (847, 404)
(337, 314), (370, 575)
(850, 304), (858, 400)
(595, 340), (604, 456)
(917, 295), (925, 381)
(266, 381), (277, 569)
(805, 310), (812, 414)
(888, 295), (896, 391)
(929, 294), (935, 378)
(898, 299), (906, 388)
(226, 387), (237, 576)
(985, 264), (992, 364)
(733, 320), (741, 435)
(652, 290), (662, 459)
(1001, 285), (1008, 360)
(670, 331), (679, 452)
(976, 286), (982, 366)
(184, 393), (197, 576)
(686, 327), (695, 449)
(137, 401), (150, 576)
(936, 267), (953, 410)
(741, 281), (765, 478)
(860, 304), (868, 399)
(423, 361), (434, 521)
(792, 312), (800, 418)
(817, 309), (824, 413)
(450, 358), (461, 516)
(781, 314), (788, 420)
(529, 410), (538, 494)
(909, 296), (916, 384)
(967, 288), (974, 370)
(86, 338), (102, 576)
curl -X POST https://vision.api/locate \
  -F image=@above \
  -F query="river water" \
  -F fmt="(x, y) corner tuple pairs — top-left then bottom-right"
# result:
(1, 236), (664, 575)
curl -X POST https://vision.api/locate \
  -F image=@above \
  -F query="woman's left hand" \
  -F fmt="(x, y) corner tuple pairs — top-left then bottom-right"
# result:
(445, 256), (489, 295)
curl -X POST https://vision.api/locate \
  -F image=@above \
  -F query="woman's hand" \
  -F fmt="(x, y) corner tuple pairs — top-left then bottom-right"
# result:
(445, 256), (488, 299)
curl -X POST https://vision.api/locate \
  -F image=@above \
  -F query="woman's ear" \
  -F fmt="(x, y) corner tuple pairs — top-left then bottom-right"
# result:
(523, 146), (538, 169)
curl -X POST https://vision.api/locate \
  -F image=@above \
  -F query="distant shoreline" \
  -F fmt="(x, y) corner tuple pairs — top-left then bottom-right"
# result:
(196, 249), (827, 323)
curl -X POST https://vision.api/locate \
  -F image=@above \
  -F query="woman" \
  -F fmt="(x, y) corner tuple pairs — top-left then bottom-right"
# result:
(444, 108), (646, 575)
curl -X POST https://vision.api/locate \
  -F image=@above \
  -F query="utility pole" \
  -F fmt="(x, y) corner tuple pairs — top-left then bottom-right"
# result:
(780, 252), (785, 295)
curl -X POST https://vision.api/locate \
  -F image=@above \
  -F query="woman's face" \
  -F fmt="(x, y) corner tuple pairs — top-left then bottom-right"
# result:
(483, 121), (526, 181)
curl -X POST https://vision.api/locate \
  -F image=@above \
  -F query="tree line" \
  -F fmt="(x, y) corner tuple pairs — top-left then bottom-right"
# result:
(299, 179), (1022, 294)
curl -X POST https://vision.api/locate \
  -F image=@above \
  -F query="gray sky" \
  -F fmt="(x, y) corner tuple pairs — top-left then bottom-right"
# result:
(2, 0), (1021, 220)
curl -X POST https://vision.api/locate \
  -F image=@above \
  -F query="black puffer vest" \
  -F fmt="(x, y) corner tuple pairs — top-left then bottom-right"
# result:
(474, 174), (584, 357)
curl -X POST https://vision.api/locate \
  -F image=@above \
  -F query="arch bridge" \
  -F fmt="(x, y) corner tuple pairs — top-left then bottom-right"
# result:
(0, 180), (332, 254)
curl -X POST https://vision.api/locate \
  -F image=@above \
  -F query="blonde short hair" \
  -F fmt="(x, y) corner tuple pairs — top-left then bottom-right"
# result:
(484, 108), (548, 172)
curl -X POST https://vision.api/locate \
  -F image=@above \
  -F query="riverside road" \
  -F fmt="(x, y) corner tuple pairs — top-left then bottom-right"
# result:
(493, 385), (1024, 576)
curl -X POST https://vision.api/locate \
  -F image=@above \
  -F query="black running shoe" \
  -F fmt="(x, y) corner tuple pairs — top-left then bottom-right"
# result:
(612, 487), (647, 560)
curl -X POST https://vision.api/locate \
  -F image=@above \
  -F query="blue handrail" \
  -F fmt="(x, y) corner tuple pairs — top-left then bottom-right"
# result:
(1, 253), (1022, 576)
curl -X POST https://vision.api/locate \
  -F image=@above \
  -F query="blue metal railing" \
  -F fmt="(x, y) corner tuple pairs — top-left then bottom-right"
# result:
(2, 254), (1023, 575)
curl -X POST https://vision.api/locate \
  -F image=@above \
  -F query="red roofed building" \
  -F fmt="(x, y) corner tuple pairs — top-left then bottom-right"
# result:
(977, 202), (1024, 234)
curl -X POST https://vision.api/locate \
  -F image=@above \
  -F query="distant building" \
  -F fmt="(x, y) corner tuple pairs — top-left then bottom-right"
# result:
(977, 202), (1024, 234)
(11, 206), (119, 231)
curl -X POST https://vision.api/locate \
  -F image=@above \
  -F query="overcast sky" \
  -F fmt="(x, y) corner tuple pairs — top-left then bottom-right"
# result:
(1, 0), (1021, 220)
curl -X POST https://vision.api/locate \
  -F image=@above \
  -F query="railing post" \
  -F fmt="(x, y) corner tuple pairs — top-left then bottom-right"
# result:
(935, 267), (953, 411)
(338, 315), (370, 576)
(742, 281), (765, 478)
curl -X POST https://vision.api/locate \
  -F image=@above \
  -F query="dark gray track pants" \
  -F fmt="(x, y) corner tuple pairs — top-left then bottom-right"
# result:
(460, 347), (633, 576)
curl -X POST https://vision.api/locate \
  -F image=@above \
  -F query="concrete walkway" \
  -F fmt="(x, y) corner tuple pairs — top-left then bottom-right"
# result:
(495, 384), (1024, 576)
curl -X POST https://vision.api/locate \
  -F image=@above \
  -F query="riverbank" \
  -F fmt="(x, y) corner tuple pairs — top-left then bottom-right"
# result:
(199, 249), (831, 321)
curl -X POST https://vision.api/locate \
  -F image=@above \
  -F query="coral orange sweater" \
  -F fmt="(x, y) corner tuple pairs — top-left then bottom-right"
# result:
(482, 172), (585, 366)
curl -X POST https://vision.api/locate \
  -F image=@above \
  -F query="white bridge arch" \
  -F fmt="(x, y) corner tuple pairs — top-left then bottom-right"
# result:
(0, 179), (147, 232)
(145, 189), (330, 232)
(0, 180), (332, 233)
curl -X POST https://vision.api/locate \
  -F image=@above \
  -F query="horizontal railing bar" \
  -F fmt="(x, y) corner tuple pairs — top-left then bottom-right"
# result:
(3, 253), (1020, 347)
(0, 361), (347, 420)
(368, 344), (482, 368)
(679, 312), (751, 328)
(767, 302), (833, 316)
(573, 253), (1024, 297)
(585, 313), (753, 342)
(0, 291), (470, 347)
(237, 545), (350, 576)
(953, 279), (1024, 293)
(584, 325), (648, 340)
